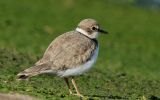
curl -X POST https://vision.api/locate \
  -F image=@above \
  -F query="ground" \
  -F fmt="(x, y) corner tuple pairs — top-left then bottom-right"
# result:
(0, 0), (160, 100)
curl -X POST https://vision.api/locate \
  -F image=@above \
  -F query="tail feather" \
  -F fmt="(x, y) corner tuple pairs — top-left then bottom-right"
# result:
(17, 62), (53, 80)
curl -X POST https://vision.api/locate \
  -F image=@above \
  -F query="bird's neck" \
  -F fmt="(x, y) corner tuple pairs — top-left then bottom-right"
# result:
(76, 27), (98, 39)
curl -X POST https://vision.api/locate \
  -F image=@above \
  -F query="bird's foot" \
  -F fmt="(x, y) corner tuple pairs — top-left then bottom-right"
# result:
(69, 89), (73, 95)
(73, 93), (84, 97)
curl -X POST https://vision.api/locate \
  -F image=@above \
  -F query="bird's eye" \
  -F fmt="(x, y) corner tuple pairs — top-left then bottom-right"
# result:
(92, 27), (96, 30)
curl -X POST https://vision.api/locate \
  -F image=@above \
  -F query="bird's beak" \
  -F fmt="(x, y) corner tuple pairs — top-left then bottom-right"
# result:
(98, 28), (109, 34)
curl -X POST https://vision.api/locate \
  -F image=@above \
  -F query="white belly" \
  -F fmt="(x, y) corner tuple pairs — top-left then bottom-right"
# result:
(57, 46), (99, 77)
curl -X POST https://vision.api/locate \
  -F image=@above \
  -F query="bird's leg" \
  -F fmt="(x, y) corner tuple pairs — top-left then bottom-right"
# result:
(64, 78), (73, 95)
(71, 77), (84, 97)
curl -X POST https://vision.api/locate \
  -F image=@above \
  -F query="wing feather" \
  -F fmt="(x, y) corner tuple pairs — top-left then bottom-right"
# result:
(36, 31), (97, 71)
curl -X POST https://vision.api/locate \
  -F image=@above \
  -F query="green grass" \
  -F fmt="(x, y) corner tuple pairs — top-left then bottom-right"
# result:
(0, 0), (160, 99)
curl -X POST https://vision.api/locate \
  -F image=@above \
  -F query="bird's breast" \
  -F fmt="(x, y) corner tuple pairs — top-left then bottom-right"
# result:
(57, 46), (99, 77)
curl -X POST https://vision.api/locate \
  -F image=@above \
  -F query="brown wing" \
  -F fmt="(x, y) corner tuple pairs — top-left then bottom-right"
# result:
(36, 31), (97, 70)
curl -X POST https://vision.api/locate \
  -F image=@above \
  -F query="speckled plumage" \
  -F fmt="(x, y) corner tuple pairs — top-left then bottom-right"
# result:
(18, 31), (98, 78)
(36, 31), (97, 70)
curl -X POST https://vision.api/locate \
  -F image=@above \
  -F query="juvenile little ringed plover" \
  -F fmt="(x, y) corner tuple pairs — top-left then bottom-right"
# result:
(17, 18), (108, 97)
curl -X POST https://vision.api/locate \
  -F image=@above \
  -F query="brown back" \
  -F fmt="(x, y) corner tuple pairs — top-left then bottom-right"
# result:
(36, 31), (97, 71)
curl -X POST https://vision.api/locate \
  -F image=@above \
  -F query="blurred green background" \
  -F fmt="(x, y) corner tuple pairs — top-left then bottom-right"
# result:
(0, 0), (160, 100)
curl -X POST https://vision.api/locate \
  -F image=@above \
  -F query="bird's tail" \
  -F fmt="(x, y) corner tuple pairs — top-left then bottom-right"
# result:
(17, 62), (53, 80)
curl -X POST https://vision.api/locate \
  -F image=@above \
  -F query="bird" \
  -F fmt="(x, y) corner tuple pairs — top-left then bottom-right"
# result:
(17, 18), (108, 97)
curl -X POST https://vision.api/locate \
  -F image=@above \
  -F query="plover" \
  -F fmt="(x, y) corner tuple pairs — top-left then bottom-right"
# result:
(17, 18), (108, 97)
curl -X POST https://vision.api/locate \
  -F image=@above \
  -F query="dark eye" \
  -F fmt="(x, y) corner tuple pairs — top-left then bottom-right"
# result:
(92, 27), (96, 30)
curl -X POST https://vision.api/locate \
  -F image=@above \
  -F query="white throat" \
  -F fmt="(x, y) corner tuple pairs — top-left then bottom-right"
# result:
(76, 27), (98, 39)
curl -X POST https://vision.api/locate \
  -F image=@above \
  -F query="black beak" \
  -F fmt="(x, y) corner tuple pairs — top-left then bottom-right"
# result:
(98, 29), (109, 34)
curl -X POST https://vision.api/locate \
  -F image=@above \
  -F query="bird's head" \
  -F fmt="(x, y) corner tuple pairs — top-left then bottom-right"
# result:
(76, 18), (108, 39)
